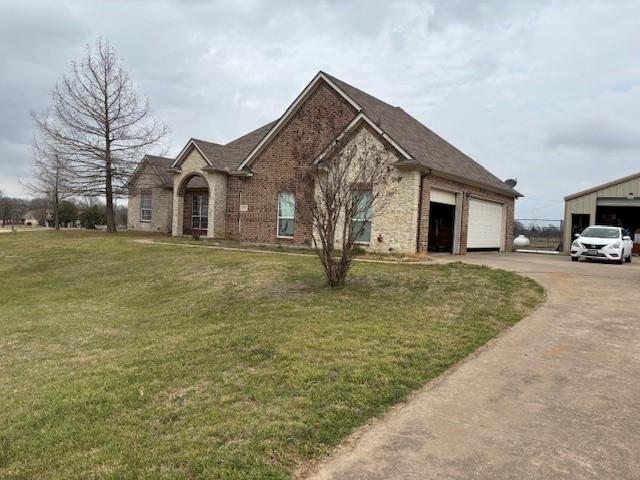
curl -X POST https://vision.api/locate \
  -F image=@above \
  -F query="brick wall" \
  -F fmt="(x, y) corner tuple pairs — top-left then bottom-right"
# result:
(417, 175), (515, 254)
(224, 80), (357, 245)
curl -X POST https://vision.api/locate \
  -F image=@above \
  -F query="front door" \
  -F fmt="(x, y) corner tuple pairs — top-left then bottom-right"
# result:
(183, 191), (209, 235)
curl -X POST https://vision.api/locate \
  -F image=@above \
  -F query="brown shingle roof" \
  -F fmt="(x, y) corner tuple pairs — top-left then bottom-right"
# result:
(190, 139), (229, 169)
(226, 121), (277, 151)
(190, 121), (277, 171)
(136, 72), (518, 198)
(323, 73), (520, 197)
(123, 154), (173, 188)
(145, 155), (174, 185)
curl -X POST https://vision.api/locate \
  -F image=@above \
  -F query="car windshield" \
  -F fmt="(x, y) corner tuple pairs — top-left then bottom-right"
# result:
(581, 227), (619, 239)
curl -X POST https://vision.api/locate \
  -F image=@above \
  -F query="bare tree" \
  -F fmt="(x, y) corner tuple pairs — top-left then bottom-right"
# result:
(300, 127), (398, 287)
(0, 190), (6, 228)
(2, 197), (29, 231)
(33, 37), (168, 232)
(29, 197), (50, 226)
(22, 142), (74, 230)
(0, 194), (31, 229)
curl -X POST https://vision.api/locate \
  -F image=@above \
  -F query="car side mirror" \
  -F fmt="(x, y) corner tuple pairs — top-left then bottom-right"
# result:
(574, 233), (580, 238)
(623, 235), (631, 241)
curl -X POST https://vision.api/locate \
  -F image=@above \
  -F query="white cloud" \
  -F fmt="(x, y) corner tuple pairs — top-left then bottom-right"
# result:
(0, 0), (638, 220)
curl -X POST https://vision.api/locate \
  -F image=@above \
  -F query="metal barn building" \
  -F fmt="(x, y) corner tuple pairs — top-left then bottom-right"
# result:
(564, 172), (640, 252)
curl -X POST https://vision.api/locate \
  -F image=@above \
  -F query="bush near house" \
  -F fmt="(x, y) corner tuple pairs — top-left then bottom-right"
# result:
(0, 231), (543, 479)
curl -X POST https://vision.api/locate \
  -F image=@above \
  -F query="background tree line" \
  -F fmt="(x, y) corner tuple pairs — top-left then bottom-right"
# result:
(0, 190), (127, 230)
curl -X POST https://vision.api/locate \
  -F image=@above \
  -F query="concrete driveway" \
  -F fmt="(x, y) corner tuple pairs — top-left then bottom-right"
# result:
(306, 253), (640, 479)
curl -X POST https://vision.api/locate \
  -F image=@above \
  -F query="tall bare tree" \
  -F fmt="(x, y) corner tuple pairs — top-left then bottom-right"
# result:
(33, 38), (168, 232)
(300, 127), (398, 287)
(29, 197), (50, 226)
(0, 190), (6, 227)
(22, 142), (74, 230)
(0, 197), (29, 231)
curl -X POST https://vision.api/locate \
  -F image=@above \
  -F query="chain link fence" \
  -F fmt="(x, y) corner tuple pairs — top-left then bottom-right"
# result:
(514, 219), (564, 252)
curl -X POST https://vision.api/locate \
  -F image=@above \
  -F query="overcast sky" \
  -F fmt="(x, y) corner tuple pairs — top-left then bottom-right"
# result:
(1, 0), (638, 219)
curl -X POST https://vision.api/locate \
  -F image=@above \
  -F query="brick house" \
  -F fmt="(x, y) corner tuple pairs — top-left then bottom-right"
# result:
(126, 72), (521, 254)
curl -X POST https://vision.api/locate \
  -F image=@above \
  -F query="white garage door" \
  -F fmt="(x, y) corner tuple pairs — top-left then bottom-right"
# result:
(467, 199), (504, 249)
(430, 188), (456, 205)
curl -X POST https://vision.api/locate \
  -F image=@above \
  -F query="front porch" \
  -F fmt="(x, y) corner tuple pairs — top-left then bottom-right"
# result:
(170, 145), (228, 239)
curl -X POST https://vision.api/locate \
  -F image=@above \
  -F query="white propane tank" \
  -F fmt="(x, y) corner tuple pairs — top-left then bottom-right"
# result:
(513, 234), (530, 249)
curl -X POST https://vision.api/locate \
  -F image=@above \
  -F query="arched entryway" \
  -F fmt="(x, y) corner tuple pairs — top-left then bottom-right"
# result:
(178, 174), (210, 236)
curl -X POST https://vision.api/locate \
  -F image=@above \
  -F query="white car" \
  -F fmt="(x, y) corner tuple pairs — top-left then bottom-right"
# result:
(570, 225), (633, 264)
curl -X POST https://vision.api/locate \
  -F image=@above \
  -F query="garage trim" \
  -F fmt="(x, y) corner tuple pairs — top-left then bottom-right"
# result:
(596, 198), (640, 207)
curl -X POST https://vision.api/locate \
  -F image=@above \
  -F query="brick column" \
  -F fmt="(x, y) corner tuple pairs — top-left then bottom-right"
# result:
(172, 190), (184, 237)
(417, 175), (430, 253)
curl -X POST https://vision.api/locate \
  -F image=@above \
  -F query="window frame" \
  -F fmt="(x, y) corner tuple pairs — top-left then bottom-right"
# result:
(351, 189), (373, 244)
(140, 190), (152, 223)
(277, 192), (295, 239)
(191, 193), (209, 231)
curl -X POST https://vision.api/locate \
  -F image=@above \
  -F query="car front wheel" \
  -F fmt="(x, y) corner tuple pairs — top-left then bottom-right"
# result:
(571, 256), (578, 262)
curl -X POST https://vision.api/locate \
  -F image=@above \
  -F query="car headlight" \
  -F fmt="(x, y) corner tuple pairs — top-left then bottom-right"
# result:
(571, 241), (580, 248)
(609, 241), (621, 249)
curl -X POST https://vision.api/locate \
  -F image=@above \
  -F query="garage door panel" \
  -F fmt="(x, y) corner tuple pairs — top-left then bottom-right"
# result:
(431, 188), (457, 206)
(467, 199), (503, 249)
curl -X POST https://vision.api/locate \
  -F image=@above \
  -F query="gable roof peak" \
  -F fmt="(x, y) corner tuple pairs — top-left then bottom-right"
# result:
(318, 72), (520, 197)
(125, 154), (174, 187)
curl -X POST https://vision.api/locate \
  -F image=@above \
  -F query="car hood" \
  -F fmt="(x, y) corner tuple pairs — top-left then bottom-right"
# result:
(578, 236), (619, 246)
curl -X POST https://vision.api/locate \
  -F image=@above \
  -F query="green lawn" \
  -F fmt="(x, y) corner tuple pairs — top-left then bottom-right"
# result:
(0, 232), (544, 479)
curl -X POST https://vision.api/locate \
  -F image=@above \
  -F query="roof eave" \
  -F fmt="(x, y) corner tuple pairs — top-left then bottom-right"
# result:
(231, 170), (254, 177)
(202, 165), (229, 174)
(393, 159), (430, 172)
(430, 170), (522, 198)
(564, 171), (640, 201)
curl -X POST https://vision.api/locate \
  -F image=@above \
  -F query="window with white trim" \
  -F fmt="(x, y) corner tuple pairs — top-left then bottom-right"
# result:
(351, 190), (373, 243)
(140, 190), (152, 222)
(277, 192), (295, 238)
(191, 194), (209, 230)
